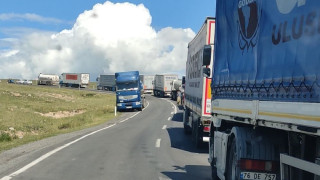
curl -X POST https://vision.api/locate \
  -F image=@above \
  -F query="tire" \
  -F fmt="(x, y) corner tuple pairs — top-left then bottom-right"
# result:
(192, 120), (203, 148)
(226, 138), (240, 180)
(183, 110), (191, 134)
(195, 123), (203, 148)
(210, 130), (219, 180)
(211, 164), (219, 180)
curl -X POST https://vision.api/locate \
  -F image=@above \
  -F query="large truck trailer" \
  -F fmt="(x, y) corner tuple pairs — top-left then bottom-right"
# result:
(170, 79), (182, 101)
(140, 75), (154, 94)
(183, 17), (215, 147)
(207, 1), (320, 180)
(96, 74), (116, 91)
(60, 73), (90, 88)
(38, 73), (59, 85)
(153, 74), (178, 97)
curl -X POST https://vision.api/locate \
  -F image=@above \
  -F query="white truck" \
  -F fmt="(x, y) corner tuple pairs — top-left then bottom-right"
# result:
(60, 73), (90, 88)
(96, 74), (116, 91)
(153, 74), (178, 97)
(183, 17), (215, 148)
(140, 75), (154, 94)
(38, 73), (59, 85)
(170, 79), (182, 101)
(207, 1), (320, 180)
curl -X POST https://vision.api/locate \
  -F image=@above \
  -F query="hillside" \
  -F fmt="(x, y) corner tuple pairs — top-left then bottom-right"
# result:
(0, 80), (116, 152)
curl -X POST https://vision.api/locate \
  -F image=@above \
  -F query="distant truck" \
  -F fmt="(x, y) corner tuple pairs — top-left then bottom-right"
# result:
(96, 74), (116, 91)
(115, 71), (145, 111)
(170, 79), (182, 101)
(60, 73), (90, 88)
(140, 75), (154, 94)
(183, 17), (215, 148)
(38, 73), (59, 85)
(153, 74), (178, 97)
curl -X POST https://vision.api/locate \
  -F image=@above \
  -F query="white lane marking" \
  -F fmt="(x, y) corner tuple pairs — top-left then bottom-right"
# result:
(155, 139), (161, 148)
(162, 125), (167, 130)
(159, 176), (172, 180)
(168, 117), (171, 121)
(1, 177), (11, 180)
(119, 101), (150, 123)
(119, 112), (139, 123)
(142, 101), (150, 111)
(1, 123), (116, 180)
(163, 99), (177, 114)
(0, 103), (149, 180)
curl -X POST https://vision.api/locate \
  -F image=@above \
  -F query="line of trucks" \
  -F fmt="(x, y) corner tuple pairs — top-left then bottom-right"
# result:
(38, 72), (184, 99)
(185, 1), (320, 180)
(38, 73), (90, 88)
(96, 74), (185, 100)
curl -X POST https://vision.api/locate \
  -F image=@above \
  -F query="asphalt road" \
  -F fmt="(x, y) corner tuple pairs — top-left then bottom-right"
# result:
(0, 95), (211, 180)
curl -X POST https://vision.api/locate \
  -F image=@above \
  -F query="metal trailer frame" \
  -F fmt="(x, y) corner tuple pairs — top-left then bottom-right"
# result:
(280, 154), (320, 180)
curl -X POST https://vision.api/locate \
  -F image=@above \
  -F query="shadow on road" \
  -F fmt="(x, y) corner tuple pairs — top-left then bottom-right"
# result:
(171, 112), (183, 122)
(161, 165), (211, 180)
(166, 127), (208, 154)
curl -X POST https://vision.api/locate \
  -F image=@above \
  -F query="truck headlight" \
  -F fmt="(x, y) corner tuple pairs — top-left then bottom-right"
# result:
(136, 102), (141, 105)
(118, 96), (124, 100)
(117, 103), (122, 106)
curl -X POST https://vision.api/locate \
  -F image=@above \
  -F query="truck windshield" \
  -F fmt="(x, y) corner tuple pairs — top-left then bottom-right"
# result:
(117, 82), (138, 91)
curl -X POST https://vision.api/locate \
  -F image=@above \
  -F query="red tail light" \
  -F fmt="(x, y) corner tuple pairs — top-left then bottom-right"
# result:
(238, 159), (278, 172)
(203, 126), (210, 132)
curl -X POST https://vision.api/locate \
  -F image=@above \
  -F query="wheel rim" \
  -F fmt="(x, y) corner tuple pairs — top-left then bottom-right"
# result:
(231, 145), (238, 180)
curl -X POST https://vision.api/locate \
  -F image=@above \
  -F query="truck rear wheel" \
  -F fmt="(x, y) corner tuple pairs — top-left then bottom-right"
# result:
(211, 165), (219, 180)
(226, 138), (240, 180)
(183, 109), (191, 134)
(192, 120), (203, 148)
(209, 129), (219, 180)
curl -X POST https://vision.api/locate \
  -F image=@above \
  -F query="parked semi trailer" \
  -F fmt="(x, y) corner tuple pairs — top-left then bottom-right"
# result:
(96, 74), (116, 91)
(183, 17), (215, 148)
(115, 71), (145, 111)
(170, 79), (182, 101)
(140, 75), (154, 94)
(207, 1), (320, 180)
(153, 74), (178, 97)
(38, 73), (59, 85)
(60, 73), (89, 88)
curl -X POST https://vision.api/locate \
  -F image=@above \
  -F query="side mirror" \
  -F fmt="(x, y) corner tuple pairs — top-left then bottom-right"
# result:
(203, 67), (211, 77)
(203, 45), (211, 66)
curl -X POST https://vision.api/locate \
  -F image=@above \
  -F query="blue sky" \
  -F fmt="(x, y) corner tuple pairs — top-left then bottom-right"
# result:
(0, 0), (216, 38)
(0, 1), (216, 80)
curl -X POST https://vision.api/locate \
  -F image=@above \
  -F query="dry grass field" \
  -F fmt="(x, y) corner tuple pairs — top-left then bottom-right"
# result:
(0, 80), (116, 152)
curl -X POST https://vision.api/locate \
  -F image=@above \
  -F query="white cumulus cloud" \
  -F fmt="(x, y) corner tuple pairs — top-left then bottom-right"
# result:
(0, 1), (195, 80)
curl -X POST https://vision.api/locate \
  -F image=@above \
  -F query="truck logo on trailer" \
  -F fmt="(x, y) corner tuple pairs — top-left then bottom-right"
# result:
(276, 0), (306, 14)
(272, 0), (318, 45)
(237, 0), (260, 51)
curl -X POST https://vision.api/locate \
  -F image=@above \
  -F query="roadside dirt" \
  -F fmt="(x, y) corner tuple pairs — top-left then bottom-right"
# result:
(35, 110), (86, 119)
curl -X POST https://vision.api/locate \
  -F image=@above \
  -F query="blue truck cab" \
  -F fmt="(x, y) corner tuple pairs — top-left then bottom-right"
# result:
(115, 71), (145, 111)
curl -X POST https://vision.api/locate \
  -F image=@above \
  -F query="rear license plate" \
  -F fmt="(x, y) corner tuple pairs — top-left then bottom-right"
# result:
(240, 172), (276, 180)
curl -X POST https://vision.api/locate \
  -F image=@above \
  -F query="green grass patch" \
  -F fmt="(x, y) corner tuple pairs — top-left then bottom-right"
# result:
(0, 132), (12, 142)
(0, 80), (116, 152)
